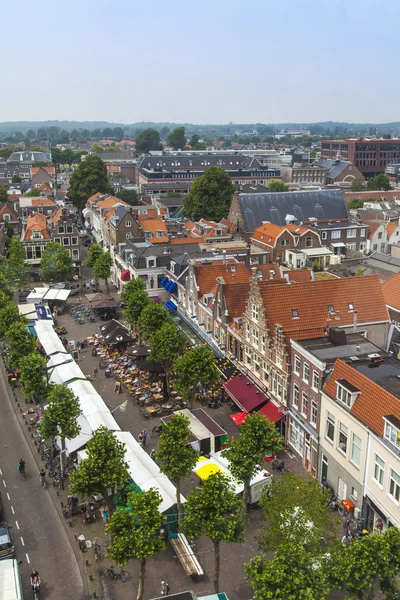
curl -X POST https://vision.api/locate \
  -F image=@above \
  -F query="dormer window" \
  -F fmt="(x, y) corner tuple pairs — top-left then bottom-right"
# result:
(384, 417), (400, 449)
(336, 379), (360, 409)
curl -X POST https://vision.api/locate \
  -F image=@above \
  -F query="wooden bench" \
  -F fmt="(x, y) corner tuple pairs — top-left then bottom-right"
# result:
(170, 533), (204, 579)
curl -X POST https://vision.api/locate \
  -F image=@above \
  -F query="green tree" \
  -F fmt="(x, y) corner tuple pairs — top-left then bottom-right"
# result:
(351, 177), (366, 192)
(135, 129), (163, 154)
(25, 187), (42, 197)
(138, 303), (172, 342)
(258, 472), (333, 553)
(182, 472), (246, 592)
(155, 413), (198, 524)
(267, 179), (289, 192)
(183, 166), (236, 221)
(117, 189), (139, 205)
(5, 320), (36, 368)
(19, 353), (48, 401)
(121, 277), (146, 303)
(168, 127), (186, 150)
(355, 267), (365, 277)
(189, 133), (200, 148)
(367, 174), (391, 191)
(223, 413), (284, 508)
(39, 242), (74, 283)
(107, 489), (165, 600)
(331, 527), (400, 600)
(0, 188), (9, 202)
(347, 198), (364, 209)
(91, 145), (104, 152)
(93, 251), (113, 293)
(69, 426), (129, 505)
(68, 155), (113, 211)
(0, 303), (20, 337)
(124, 290), (150, 337)
(7, 237), (29, 286)
(149, 322), (186, 394)
(85, 243), (103, 267)
(40, 384), (82, 482)
(11, 174), (22, 183)
(174, 345), (220, 407)
(246, 543), (332, 600)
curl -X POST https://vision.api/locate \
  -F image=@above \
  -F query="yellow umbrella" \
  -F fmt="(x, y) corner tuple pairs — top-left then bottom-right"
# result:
(194, 458), (222, 481)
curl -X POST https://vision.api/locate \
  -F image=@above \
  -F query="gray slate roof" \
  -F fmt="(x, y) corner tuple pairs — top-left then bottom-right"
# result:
(7, 150), (52, 164)
(137, 153), (263, 171)
(238, 189), (348, 231)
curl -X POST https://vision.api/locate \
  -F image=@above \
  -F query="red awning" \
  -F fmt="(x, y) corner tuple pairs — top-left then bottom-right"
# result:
(229, 412), (248, 426)
(258, 401), (285, 423)
(121, 269), (131, 282)
(224, 374), (268, 412)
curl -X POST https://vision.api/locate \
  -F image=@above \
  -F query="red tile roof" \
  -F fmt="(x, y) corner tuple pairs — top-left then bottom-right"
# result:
(0, 203), (18, 221)
(139, 218), (169, 243)
(385, 222), (398, 238)
(258, 275), (388, 342)
(31, 198), (56, 206)
(195, 260), (250, 297)
(31, 166), (55, 175)
(382, 272), (400, 311)
(252, 223), (311, 246)
(170, 237), (205, 245)
(23, 212), (50, 241)
(323, 359), (400, 438)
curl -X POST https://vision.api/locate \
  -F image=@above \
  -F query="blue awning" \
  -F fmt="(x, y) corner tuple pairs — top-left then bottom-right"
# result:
(166, 280), (177, 293)
(160, 276), (168, 287)
(165, 300), (177, 311)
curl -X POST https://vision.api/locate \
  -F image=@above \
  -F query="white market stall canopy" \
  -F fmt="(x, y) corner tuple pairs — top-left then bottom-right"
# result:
(27, 287), (71, 303)
(115, 431), (185, 513)
(47, 353), (86, 385)
(35, 322), (67, 356)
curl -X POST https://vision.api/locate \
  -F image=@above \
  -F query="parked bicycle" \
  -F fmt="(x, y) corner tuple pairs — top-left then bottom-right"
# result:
(104, 566), (130, 582)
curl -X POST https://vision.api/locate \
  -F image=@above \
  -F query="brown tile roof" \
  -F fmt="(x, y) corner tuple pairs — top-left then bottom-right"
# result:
(107, 165), (121, 172)
(220, 218), (236, 234)
(365, 220), (383, 240)
(259, 275), (388, 342)
(38, 183), (52, 193)
(224, 282), (250, 323)
(88, 192), (104, 203)
(170, 237), (205, 245)
(31, 198), (56, 206)
(385, 222), (398, 238)
(323, 359), (400, 438)
(23, 212), (50, 241)
(252, 223), (310, 246)
(139, 218), (169, 243)
(50, 207), (63, 225)
(195, 260), (250, 297)
(31, 166), (55, 175)
(285, 269), (313, 283)
(136, 208), (163, 220)
(97, 196), (126, 209)
(0, 203), (18, 221)
(382, 272), (400, 311)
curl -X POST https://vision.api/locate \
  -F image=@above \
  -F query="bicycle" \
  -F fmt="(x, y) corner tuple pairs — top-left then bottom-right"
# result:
(39, 475), (47, 489)
(104, 566), (130, 582)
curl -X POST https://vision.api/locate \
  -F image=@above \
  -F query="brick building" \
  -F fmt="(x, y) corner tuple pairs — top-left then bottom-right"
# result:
(321, 138), (400, 177)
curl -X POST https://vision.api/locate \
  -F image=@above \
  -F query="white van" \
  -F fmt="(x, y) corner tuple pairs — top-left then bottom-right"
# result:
(0, 559), (23, 599)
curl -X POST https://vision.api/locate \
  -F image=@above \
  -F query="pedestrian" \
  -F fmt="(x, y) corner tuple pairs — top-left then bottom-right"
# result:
(76, 340), (81, 351)
(93, 367), (99, 380)
(86, 281), (90, 291)
(141, 429), (147, 447)
(160, 581), (170, 596)
(91, 279), (95, 289)
(62, 337), (68, 348)
(138, 432), (144, 448)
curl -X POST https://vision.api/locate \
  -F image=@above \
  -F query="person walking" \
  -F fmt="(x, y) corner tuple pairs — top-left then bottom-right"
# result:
(93, 367), (99, 380)
(161, 581), (170, 596)
(141, 429), (148, 447)
(138, 432), (144, 448)
(18, 459), (26, 477)
(86, 281), (90, 291)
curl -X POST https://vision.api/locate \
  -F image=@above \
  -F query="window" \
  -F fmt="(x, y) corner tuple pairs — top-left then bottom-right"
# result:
(377, 231), (383, 240)
(294, 355), (301, 375)
(303, 362), (309, 383)
(384, 421), (400, 449)
(72, 248), (79, 260)
(292, 383), (299, 408)
(347, 229), (357, 238)
(380, 243), (386, 252)
(66, 225), (73, 233)
(360, 228), (366, 237)
(252, 303), (259, 321)
(262, 361), (269, 382)
(147, 259), (155, 268)
(276, 348), (283, 368)
(280, 239), (289, 246)
(338, 478), (347, 501)
(126, 232), (132, 239)
(157, 230), (165, 238)
(71, 237), (78, 245)
(138, 209), (147, 215)
(301, 391), (308, 416)
(331, 230), (341, 239)
(54, 237), (61, 244)
(125, 220), (131, 228)
(326, 412), (335, 442)
(348, 303), (354, 311)
(292, 309), (299, 319)
(337, 383), (355, 408)
(261, 335), (266, 353)
(289, 419), (304, 455)
(252, 328), (259, 346)
(351, 487), (358, 501)
(305, 236), (313, 247)
(58, 226), (65, 233)
(144, 231), (152, 238)
(321, 231), (327, 240)
(312, 370), (319, 391)
(311, 401), (318, 426)
(338, 423), (348, 454)
(245, 346), (251, 366)
(373, 455), (385, 486)
(63, 237), (70, 246)
(31, 230), (43, 240)
(347, 242), (356, 250)
(389, 469), (400, 503)
(350, 434), (361, 467)
(253, 354), (260, 372)
(3, 214), (10, 222)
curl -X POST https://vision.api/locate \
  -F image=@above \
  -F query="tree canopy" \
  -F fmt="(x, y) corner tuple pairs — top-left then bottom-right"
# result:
(19, 353), (48, 400)
(174, 345), (220, 406)
(155, 412), (198, 524)
(168, 127), (186, 150)
(0, 303), (20, 337)
(117, 189), (140, 205)
(85, 243), (103, 268)
(223, 413), (284, 508)
(5, 320), (36, 368)
(39, 242), (74, 283)
(93, 251), (113, 293)
(367, 174), (391, 191)
(0, 188), (9, 202)
(25, 187), (42, 197)
(107, 489), (165, 600)
(68, 155), (113, 210)
(149, 322), (186, 392)
(7, 237), (29, 286)
(267, 179), (289, 192)
(350, 176), (366, 192)
(135, 129), (163, 154)
(138, 303), (172, 342)
(183, 166), (236, 221)
(182, 472), (246, 592)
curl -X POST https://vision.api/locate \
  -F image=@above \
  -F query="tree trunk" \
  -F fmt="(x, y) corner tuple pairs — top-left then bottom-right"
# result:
(104, 277), (109, 293)
(136, 559), (146, 600)
(242, 478), (250, 509)
(213, 540), (220, 593)
(175, 478), (183, 526)
(60, 437), (66, 490)
(164, 361), (171, 398)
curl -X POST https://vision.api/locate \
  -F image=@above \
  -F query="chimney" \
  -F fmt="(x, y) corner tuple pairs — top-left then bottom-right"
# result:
(353, 309), (358, 333)
(245, 243), (251, 267)
(223, 249), (227, 268)
(270, 270), (274, 280)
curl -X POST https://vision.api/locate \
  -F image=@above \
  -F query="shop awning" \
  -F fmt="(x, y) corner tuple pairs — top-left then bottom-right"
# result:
(121, 269), (131, 282)
(223, 374), (268, 412)
(161, 277), (178, 293)
(258, 401), (285, 423)
(331, 242), (346, 248)
(229, 411), (247, 426)
(165, 300), (177, 310)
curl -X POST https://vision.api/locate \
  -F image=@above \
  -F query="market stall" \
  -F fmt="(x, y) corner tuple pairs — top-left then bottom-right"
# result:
(162, 408), (227, 453)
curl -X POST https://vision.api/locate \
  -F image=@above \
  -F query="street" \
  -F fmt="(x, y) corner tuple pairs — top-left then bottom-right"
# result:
(0, 360), (85, 600)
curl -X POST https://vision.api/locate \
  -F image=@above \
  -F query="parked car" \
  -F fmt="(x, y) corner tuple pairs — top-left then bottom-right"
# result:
(0, 494), (15, 561)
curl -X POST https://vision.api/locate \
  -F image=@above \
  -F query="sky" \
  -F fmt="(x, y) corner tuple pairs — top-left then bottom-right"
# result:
(1, 0), (399, 125)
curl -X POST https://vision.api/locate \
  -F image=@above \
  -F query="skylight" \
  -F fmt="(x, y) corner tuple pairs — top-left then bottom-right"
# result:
(292, 309), (299, 319)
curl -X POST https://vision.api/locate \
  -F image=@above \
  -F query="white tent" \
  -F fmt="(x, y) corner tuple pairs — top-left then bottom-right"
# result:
(68, 380), (110, 414)
(43, 288), (71, 301)
(35, 322), (67, 356)
(26, 288), (48, 303)
(114, 431), (185, 513)
(48, 355), (86, 385)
